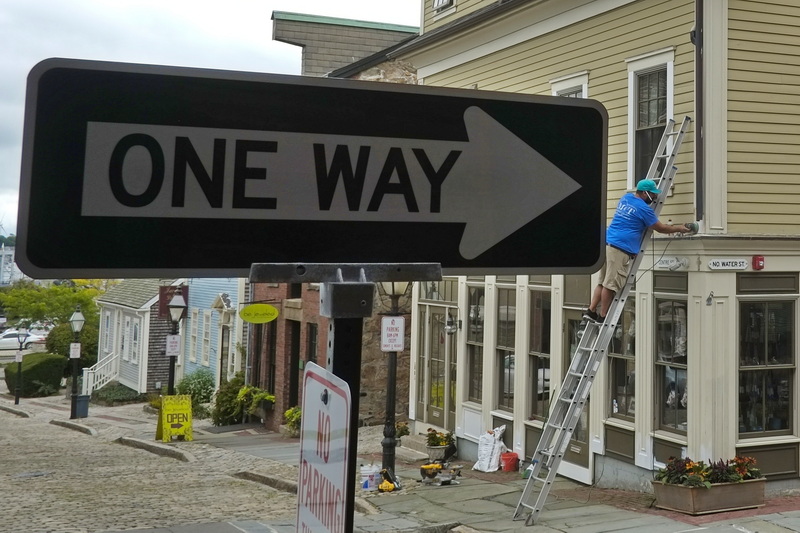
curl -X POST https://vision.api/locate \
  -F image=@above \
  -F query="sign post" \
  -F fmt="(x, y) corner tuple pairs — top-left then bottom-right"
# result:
(297, 363), (351, 533)
(20, 58), (606, 279)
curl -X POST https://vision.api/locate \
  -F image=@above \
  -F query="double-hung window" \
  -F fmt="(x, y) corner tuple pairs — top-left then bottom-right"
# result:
(626, 48), (674, 186)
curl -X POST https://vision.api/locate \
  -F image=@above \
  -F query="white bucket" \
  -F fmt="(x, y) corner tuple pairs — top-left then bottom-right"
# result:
(360, 464), (380, 491)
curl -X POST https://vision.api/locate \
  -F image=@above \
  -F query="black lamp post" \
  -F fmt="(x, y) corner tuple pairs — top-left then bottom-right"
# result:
(166, 288), (187, 395)
(14, 327), (27, 405)
(379, 281), (409, 477)
(69, 306), (86, 419)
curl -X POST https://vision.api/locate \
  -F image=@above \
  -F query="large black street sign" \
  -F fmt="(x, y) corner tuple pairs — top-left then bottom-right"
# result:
(19, 58), (607, 278)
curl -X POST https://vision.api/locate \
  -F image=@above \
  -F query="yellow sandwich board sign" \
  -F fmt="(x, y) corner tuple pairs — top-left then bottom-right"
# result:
(156, 395), (193, 442)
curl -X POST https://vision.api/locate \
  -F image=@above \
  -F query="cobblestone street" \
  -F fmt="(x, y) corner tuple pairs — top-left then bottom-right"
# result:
(0, 409), (297, 533)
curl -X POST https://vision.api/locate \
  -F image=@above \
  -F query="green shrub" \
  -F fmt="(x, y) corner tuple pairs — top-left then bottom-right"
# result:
(176, 368), (215, 419)
(91, 381), (143, 405)
(236, 385), (276, 416)
(3, 353), (65, 397)
(284, 406), (302, 432)
(176, 368), (215, 403)
(211, 372), (246, 426)
(45, 322), (99, 370)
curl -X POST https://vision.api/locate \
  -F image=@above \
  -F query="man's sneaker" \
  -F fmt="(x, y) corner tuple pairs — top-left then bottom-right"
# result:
(582, 309), (600, 323)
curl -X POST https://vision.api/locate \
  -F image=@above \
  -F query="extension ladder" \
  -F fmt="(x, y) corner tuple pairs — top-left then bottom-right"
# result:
(513, 116), (692, 526)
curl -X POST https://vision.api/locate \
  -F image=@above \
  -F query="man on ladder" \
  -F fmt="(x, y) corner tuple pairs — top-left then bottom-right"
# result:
(583, 178), (693, 324)
(513, 116), (694, 527)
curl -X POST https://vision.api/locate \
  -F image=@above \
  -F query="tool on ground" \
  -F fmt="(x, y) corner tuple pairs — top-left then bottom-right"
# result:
(513, 116), (693, 526)
(378, 468), (401, 492)
(419, 461), (462, 486)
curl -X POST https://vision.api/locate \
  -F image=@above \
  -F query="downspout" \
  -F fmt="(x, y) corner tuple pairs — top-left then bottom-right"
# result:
(693, 0), (705, 221)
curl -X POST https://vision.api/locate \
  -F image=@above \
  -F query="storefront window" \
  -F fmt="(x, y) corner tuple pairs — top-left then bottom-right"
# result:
(497, 287), (516, 411)
(609, 298), (635, 420)
(467, 286), (485, 402)
(739, 301), (794, 436)
(529, 290), (551, 421)
(655, 299), (688, 433)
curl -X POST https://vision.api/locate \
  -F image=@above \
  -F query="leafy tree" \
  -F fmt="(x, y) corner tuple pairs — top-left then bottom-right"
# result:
(45, 322), (99, 370)
(0, 281), (99, 328)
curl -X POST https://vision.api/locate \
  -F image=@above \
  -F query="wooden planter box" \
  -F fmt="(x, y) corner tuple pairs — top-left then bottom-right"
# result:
(652, 478), (766, 515)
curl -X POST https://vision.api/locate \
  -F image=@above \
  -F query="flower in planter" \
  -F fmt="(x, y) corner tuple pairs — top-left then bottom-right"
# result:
(395, 421), (410, 438)
(426, 428), (454, 447)
(655, 456), (763, 488)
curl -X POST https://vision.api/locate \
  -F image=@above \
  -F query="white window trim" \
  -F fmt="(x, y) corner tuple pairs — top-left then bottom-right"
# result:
(131, 320), (140, 365)
(626, 47), (675, 188)
(202, 310), (211, 367)
(189, 309), (198, 363)
(550, 70), (589, 97)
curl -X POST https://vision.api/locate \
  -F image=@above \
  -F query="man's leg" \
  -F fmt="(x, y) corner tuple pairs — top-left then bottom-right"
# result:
(599, 286), (615, 319)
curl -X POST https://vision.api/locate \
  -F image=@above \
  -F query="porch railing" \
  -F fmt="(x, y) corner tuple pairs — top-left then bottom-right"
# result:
(82, 352), (119, 396)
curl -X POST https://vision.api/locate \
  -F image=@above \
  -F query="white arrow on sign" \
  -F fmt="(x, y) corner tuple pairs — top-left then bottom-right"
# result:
(82, 106), (580, 260)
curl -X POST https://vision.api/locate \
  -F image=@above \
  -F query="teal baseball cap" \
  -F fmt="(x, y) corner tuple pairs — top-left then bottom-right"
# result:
(636, 179), (661, 194)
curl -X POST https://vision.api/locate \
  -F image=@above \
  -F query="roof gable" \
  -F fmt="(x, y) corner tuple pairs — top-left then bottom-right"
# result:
(97, 279), (178, 310)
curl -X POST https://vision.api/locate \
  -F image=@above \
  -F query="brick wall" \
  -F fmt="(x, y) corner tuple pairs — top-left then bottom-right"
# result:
(248, 282), (409, 432)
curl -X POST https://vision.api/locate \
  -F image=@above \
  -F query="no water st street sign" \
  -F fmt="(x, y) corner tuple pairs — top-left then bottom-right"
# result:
(19, 58), (607, 278)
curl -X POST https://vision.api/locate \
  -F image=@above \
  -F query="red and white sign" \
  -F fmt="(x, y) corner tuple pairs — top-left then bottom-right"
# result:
(381, 316), (405, 352)
(297, 362), (351, 533)
(165, 334), (181, 357)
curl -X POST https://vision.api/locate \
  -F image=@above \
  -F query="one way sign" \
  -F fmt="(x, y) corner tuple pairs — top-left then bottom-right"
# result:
(19, 58), (607, 278)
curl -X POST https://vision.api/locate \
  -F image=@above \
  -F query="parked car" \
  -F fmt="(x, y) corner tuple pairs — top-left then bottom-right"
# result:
(0, 330), (46, 350)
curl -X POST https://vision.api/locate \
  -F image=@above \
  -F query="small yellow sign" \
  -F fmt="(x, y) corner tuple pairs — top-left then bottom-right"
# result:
(156, 394), (193, 442)
(239, 303), (279, 324)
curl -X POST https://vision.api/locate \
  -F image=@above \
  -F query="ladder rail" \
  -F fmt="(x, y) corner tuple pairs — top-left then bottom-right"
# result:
(513, 116), (692, 526)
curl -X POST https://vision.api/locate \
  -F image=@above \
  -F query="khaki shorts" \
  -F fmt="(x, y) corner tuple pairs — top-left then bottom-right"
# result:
(598, 245), (633, 293)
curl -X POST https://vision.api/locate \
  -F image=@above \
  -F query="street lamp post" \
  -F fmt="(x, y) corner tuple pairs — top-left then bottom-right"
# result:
(379, 281), (409, 477)
(69, 306), (86, 419)
(14, 327), (27, 405)
(166, 288), (187, 395)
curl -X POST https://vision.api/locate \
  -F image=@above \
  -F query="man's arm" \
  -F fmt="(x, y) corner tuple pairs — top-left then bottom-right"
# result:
(651, 221), (692, 235)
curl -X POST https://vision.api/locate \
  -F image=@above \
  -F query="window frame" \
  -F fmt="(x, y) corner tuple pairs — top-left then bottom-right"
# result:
(626, 47), (674, 188)
(654, 297), (689, 434)
(496, 286), (516, 412)
(466, 284), (485, 403)
(528, 287), (551, 421)
(738, 295), (796, 438)
(608, 297), (636, 421)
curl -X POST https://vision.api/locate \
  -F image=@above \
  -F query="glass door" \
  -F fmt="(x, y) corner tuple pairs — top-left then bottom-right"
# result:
(416, 305), (456, 431)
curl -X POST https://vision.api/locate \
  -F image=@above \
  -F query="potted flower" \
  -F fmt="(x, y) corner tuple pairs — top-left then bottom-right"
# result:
(425, 428), (454, 461)
(652, 456), (765, 515)
(235, 385), (275, 420)
(395, 421), (410, 446)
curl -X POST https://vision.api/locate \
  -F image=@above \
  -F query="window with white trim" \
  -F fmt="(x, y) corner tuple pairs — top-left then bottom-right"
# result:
(131, 320), (140, 364)
(433, 0), (453, 11)
(496, 286), (516, 412)
(738, 273), (797, 437)
(190, 309), (198, 363)
(202, 311), (211, 366)
(103, 311), (111, 353)
(121, 316), (129, 361)
(467, 285), (485, 403)
(626, 48), (674, 187)
(550, 71), (588, 98)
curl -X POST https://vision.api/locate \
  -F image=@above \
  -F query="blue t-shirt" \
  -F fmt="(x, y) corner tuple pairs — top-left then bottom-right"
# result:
(605, 192), (658, 254)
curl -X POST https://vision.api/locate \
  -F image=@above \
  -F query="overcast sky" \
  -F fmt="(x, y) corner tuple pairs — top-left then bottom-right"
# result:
(0, 0), (420, 236)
